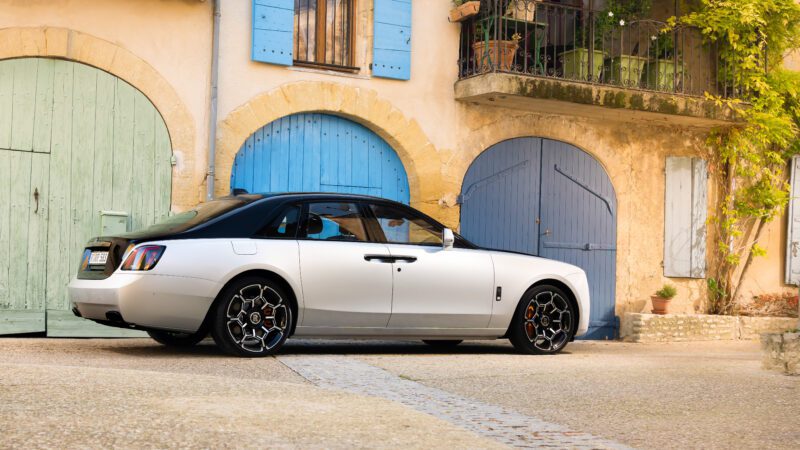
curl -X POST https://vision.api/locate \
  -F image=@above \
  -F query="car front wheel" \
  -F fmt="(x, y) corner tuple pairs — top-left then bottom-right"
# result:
(508, 284), (575, 355)
(210, 276), (293, 357)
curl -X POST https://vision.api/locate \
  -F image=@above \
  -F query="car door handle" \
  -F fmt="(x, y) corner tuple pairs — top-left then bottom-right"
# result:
(363, 255), (417, 263)
(364, 254), (395, 263)
(392, 255), (417, 263)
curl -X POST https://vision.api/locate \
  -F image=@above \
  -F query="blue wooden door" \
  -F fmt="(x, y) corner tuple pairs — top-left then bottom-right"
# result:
(460, 138), (617, 340)
(230, 113), (410, 204)
(538, 140), (617, 340)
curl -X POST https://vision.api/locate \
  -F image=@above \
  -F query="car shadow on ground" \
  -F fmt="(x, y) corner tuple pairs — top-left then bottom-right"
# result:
(101, 338), (554, 357)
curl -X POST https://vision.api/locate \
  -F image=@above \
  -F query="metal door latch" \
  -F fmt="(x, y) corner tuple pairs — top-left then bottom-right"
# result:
(33, 188), (39, 214)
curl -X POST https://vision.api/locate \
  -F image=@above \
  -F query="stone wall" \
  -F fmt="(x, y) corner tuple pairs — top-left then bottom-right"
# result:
(621, 313), (799, 343)
(761, 333), (800, 375)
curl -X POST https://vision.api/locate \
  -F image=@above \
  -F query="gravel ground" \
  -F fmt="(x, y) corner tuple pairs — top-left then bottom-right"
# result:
(0, 339), (499, 449)
(1, 338), (797, 449)
(355, 340), (800, 450)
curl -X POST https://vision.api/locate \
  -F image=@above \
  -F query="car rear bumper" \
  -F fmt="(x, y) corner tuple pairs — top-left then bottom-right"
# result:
(68, 272), (220, 333)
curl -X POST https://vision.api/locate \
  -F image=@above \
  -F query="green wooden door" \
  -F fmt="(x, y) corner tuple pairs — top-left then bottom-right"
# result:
(0, 58), (172, 337)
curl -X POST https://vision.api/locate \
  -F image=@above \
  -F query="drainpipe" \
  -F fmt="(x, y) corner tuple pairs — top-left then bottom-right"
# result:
(206, 0), (221, 201)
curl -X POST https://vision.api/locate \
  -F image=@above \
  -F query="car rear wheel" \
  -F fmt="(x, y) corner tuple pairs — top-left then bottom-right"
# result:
(210, 276), (293, 357)
(422, 340), (463, 347)
(147, 329), (207, 347)
(508, 284), (575, 355)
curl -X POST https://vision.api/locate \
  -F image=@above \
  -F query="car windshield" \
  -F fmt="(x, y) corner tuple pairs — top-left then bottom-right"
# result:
(118, 195), (264, 237)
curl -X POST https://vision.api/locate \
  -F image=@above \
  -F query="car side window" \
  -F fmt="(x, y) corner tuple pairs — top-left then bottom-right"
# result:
(259, 204), (301, 238)
(302, 202), (369, 242)
(369, 204), (443, 246)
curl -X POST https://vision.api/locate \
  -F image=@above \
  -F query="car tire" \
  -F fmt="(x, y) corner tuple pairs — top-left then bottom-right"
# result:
(508, 284), (575, 355)
(210, 276), (293, 357)
(147, 329), (207, 347)
(422, 340), (463, 347)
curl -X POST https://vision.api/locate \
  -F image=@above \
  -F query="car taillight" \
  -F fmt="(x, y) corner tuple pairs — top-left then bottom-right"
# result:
(121, 245), (165, 271)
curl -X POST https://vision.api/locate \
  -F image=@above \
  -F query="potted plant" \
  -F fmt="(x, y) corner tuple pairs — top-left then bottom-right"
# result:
(472, 28), (522, 72)
(642, 31), (684, 91)
(602, 0), (652, 86)
(449, 0), (481, 23)
(560, 13), (608, 81)
(651, 284), (677, 315)
(505, 0), (538, 22)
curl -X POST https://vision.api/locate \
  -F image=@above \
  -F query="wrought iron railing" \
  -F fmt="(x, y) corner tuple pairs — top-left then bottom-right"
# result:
(457, 0), (742, 98)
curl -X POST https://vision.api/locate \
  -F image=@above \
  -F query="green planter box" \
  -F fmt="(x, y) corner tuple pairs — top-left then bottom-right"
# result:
(643, 59), (685, 92)
(560, 48), (605, 82)
(606, 55), (649, 88)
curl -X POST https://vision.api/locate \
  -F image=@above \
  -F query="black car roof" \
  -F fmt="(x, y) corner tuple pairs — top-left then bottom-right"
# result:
(248, 192), (407, 204)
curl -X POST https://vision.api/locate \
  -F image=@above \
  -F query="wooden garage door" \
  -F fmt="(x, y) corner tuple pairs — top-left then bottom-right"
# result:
(230, 113), (410, 204)
(460, 138), (618, 340)
(0, 58), (172, 336)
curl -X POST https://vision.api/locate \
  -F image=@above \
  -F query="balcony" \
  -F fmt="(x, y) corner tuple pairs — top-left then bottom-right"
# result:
(454, 0), (740, 127)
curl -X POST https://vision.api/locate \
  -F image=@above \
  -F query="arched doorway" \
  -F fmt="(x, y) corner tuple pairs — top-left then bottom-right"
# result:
(460, 138), (617, 339)
(0, 57), (173, 336)
(230, 113), (410, 204)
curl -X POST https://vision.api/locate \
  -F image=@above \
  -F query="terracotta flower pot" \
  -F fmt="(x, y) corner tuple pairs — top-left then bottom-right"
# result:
(472, 40), (519, 72)
(449, 1), (481, 23)
(651, 296), (672, 315)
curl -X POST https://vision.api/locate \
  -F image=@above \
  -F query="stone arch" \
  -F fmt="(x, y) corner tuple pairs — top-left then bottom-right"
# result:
(215, 82), (441, 211)
(0, 27), (198, 210)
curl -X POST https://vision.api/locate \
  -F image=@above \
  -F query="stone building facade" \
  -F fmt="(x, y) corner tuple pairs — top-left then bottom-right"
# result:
(0, 0), (794, 336)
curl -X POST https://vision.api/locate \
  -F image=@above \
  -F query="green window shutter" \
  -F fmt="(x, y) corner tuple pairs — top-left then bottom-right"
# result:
(373, 0), (412, 80)
(252, 0), (294, 66)
(664, 156), (707, 278)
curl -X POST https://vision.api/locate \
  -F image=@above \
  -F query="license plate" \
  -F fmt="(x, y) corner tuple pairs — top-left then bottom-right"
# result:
(89, 251), (108, 265)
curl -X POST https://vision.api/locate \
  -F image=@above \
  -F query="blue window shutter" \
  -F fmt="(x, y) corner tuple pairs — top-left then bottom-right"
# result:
(252, 0), (294, 66)
(664, 156), (707, 278)
(373, 0), (412, 80)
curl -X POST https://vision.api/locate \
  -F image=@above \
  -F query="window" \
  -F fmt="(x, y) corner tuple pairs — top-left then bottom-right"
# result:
(302, 202), (368, 242)
(260, 205), (301, 239)
(133, 195), (264, 236)
(369, 204), (444, 247)
(294, 0), (355, 69)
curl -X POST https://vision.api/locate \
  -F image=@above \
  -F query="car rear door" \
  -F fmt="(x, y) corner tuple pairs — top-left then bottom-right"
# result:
(297, 201), (394, 329)
(366, 203), (495, 329)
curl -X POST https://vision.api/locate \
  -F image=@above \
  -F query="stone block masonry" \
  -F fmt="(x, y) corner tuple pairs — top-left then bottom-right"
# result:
(621, 313), (799, 343)
(761, 333), (800, 375)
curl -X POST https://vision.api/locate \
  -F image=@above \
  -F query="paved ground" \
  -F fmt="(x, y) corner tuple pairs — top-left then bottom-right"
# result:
(0, 338), (798, 449)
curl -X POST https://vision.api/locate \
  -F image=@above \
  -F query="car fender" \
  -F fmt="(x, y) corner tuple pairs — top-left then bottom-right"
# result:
(485, 250), (590, 336)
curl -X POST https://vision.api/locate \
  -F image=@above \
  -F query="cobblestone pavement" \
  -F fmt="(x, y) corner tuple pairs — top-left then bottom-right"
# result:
(279, 355), (631, 449)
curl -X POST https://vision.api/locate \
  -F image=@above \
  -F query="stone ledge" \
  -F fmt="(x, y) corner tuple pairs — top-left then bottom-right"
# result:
(455, 73), (740, 129)
(620, 313), (798, 343)
(761, 333), (800, 375)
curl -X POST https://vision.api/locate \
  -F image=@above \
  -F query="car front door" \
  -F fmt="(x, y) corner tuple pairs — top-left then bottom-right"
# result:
(297, 201), (393, 329)
(366, 203), (495, 329)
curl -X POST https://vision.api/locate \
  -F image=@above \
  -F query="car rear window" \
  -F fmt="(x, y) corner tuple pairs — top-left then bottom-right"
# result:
(121, 195), (263, 237)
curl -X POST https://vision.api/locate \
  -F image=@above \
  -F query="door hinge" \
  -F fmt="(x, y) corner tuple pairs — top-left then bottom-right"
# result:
(495, 286), (502, 301)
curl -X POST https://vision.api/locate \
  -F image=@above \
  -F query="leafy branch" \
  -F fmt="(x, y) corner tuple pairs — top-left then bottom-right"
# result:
(672, 0), (800, 314)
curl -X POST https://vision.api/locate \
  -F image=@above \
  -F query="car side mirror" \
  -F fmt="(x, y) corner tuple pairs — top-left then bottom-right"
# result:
(442, 228), (455, 250)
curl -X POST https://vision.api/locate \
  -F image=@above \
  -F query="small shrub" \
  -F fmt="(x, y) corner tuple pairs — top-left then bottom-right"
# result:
(655, 284), (677, 299)
(739, 292), (799, 318)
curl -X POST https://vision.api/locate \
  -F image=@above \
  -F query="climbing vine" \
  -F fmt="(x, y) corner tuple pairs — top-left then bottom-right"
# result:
(671, 0), (800, 313)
